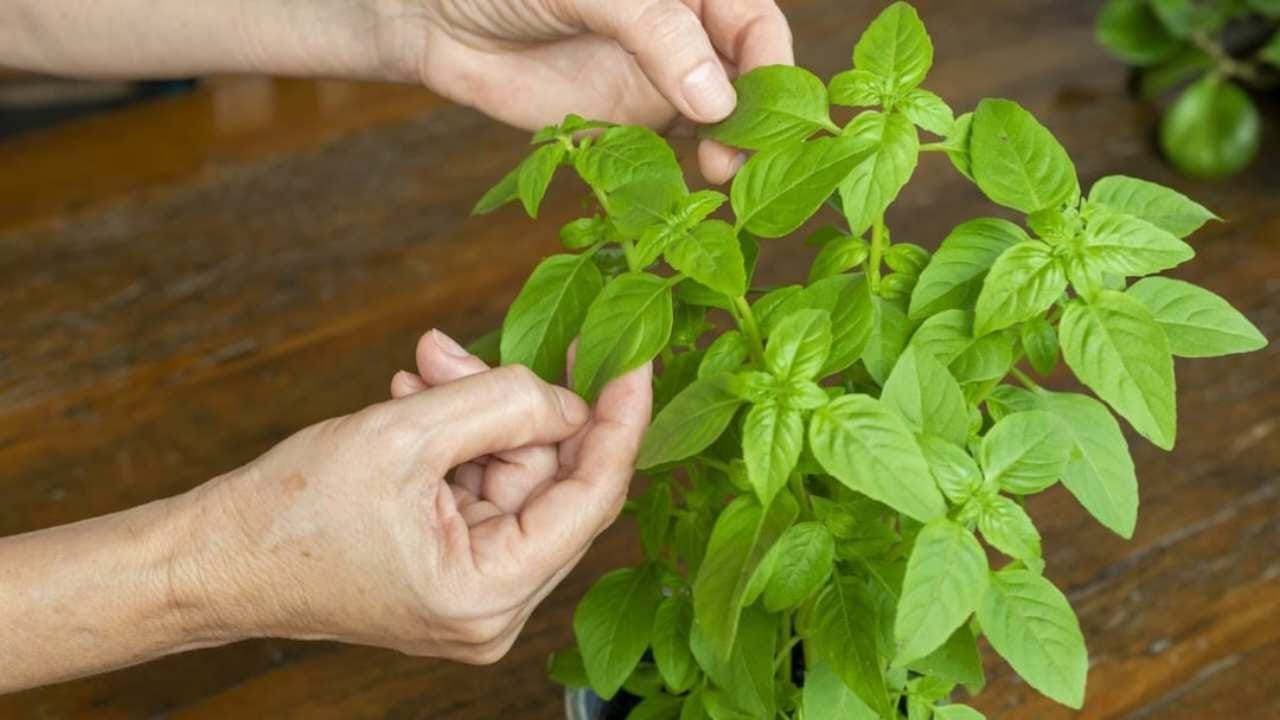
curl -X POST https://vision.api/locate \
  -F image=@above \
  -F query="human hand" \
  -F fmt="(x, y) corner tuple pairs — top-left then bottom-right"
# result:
(383, 0), (793, 183)
(184, 331), (651, 663)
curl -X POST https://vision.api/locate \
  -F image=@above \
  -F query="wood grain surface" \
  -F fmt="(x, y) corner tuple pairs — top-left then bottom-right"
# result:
(1, 1), (1277, 717)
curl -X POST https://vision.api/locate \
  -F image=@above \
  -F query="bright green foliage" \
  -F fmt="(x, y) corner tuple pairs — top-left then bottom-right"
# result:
(1096, 0), (1275, 179)
(471, 3), (1263, 716)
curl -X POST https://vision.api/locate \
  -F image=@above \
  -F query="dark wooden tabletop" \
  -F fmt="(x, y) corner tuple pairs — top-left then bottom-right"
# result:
(1, 1), (1277, 718)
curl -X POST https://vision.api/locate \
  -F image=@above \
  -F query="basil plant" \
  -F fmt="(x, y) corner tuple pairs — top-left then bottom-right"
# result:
(473, 3), (1266, 718)
(1097, 0), (1280, 178)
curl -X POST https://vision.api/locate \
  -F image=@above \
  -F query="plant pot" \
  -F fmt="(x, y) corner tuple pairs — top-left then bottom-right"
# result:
(564, 687), (642, 720)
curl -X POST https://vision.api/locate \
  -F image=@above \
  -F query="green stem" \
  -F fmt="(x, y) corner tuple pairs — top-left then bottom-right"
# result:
(733, 296), (768, 368)
(919, 142), (949, 152)
(620, 239), (640, 271)
(821, 118), (844, 136)
(1010, 366), (1041, 391)
(868, 215), (887, 294)
(789, 473), (813, 518)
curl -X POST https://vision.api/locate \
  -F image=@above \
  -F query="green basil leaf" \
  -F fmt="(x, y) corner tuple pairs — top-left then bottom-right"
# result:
(753, 285), (806, 334)
(908, 309), (975, 365)
(1096, 0), (1182, 65)
(574, 566), (664, 699)
(980, 410), (1073, 494)
(810, 575), (894, 718)
(1060, 292), (1177, 449)
(732, 135), (873, 238)
(854, 1), (935, 90)
(574, 273), (674, 401)
(802, 274), (877, 375)
(665, 220), (748, 298)
(692, 494), (798, 660)
(838, 110), (920, 235)
(934, 705), (987, 720)
(1127, 277), (1266, 358)
(743, 401), (805, 507)
(766, 308), (833, 380)
(978, 569), (1088, 709)
(652, 595), (698, 693)
(473, 163), (521, 215)
(1080, 208), (1195, 278)
(1160, 77), (1261, 179)
(548, 647), (590, 688)
(690, 606), (777, 717)
(828, 69), (887, 108)
(906, 624), (985, 690)
(909, 218), (1028, 320)
(919, 434), (984, 504)
(809, 235), (870, 282)
(560, 216), (610, 250)
(1087, 175), (1217, 238)
(894, 519), (988, 664)
(610, 179), (683, 245)
(1252, 0), (1280, 18)
(948, 331), (1014, 385)
(943, 111), (974, 180)
(1020, 315), (1060, 375)
(630, 693), (684, 720)
(881, 346), (968, 446)
(976, 494), (1042, 560)
(863, 297), (913, 384)
(970, 99), (1079, 214)
(466, 328), (502, 365)
(801, 660), (879, 720)
(636, 481), (673, 560)
(973, 241), (1067, 337)
(653, 349), (705, 413)
(762, 521), (836, 612)
(517, 142), (567, 218)
(501, 253), (604, 382)
(699, 331), (751, 379)
(810, 394), (946, 522)
(899, 87), (955, 136)
(703, 65), (834, 150)
(639, 375), (744, 469)
(1262, 32), (1280, 66)
(574, 125), (685, 193)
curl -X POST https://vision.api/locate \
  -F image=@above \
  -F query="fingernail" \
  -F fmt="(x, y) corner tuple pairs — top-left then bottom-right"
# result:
(552, 386), (589, 425)
(729, 152), (748, 175)
(432, 329), (469, 358)
(682, 61), (736, 121)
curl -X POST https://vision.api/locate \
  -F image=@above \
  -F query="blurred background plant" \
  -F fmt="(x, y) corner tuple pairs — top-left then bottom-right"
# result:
(1096, 0), (1280, 178)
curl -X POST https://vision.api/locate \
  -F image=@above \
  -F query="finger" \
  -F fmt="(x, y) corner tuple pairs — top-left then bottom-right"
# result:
(454, 463), (484, 497)
(572, 0), (737, 123)
(520, 362), (653, 572)
(698, 139), (747, 185)
(416, 329), (490, 386)
(391, 370), (429, 398)
(392, 365), (589, 470)
(701, 0), (793, 71)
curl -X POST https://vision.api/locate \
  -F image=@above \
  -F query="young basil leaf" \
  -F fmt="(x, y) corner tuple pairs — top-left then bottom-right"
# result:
(560, 216), (610, 250)
(548, 646), (590, 688)
(765, 308), (833, 380)
(828, 69), (887, 108)
(803, 274), (877, 375)
(690, 606), (777, 718)
(731, 135), (872, 238)
(899, 87), (955, 136)
(1095, 0), (1182, 65)
(810, 575), (894, 718)
(516, 142), (567, 218)
(943, 111), (974, 180)
(978, 569), (1088, 709)
(854, 1), (935, 90)
(699, 331), (750, 379)
(949, 331), (1014, 386)
(574, 566), (664, 699)
(466, 328), (502, 365)
(881, 346), (969, 446)
(809, 234), (870, 282)
(609, 179), (683, 245)
(838, 110), (920, 235)
(635, 481), (673, 561)
(909, 218), (1028, 320)
(908, 309), (975, 365)
(1021, 315), (1059, 375)
(1080, 208), (1195, 278)
(652, 595), (698, 693)
(1160, 77), (1261, 179)
(703, 65), (834, 150)
(473, 163), (521, 215)
(762, 522), (836, 612)
(574, 273), (674, 401)
(753, 285), (806, 334)
(973, 242), (1068, 337)
(1040, 391), (1139, 539)
(1127, 276), (1267, 357)
(980, 410), (1073, 494)
(884, 243), (930, 275)
(1060, 292), (1177, 449)
(742, 401), (805, 507)
(894, 519), (988, 664)
(810, 394), (946, 522)
(906, 624), (985, 690)
(629, 693), (684, 720)
(653, 349), (704, 413)
(692, 494), (798, 661)
(919, 434), (984, 504)
(501, 253), (604, 382)
(574, 125), (685, 193)
(639, 375), (744, 469)
(986, 385), (1042, 422)
(970, 99), (1079, 214)
(664, 220), (748, 298)
(1087, 175), (1217, 238)
(976, 494), (1042, 560)
(636, 191), (727, 266)
(863, 297), (913, 384)
(933, 705), (987, 720)
(800, 660), (879, 720)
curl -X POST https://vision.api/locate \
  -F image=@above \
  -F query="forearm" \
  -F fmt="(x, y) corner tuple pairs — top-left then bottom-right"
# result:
(0, 480), (244, 693)
(0, 0), (421, 82)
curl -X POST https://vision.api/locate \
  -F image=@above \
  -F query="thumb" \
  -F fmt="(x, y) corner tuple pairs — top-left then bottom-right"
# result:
(391, 365), (589, 470)
(570, 0), (737, 123)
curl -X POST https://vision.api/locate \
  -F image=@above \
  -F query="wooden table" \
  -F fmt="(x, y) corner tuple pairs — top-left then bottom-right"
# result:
(1, 1), (1276, 717)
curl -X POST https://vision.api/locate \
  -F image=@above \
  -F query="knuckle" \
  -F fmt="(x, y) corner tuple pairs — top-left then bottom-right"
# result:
(633, 1), (699, 48)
